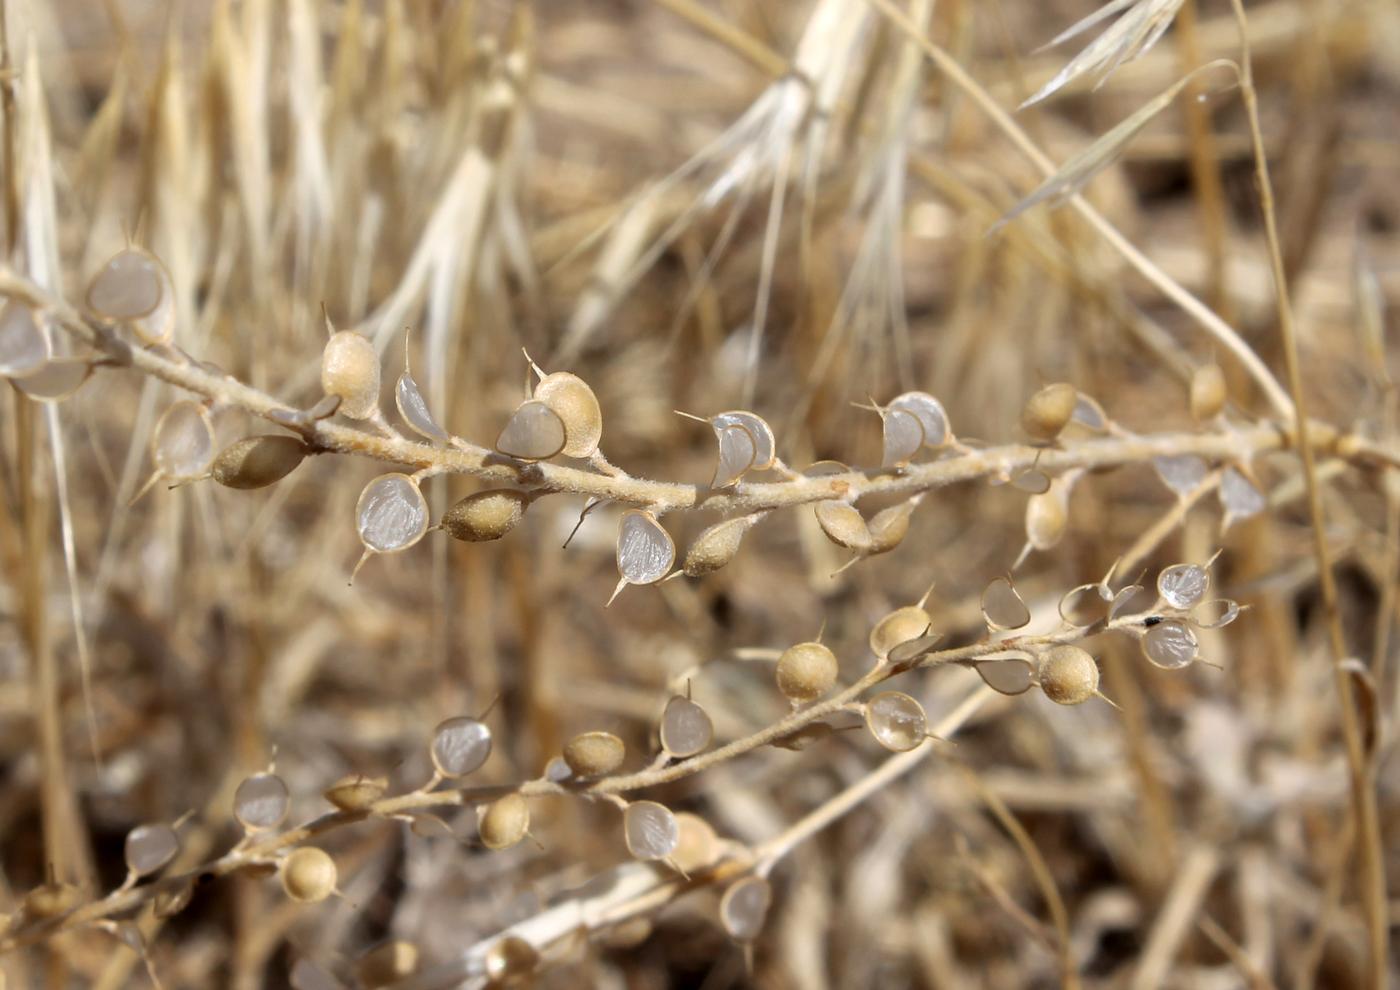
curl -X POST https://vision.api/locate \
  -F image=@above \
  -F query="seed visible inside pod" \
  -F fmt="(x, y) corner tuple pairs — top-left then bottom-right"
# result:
(153, 401), (215, 480)
(870, 605), (931, 657)
(889, 391), (950, 448)
(975, 655), (1034, 695)
(395, 370), (448, 442)
(234, 772), (290, 831)
(720, 876), (772, 941)
(671, 812), (721, 874)
(321, 329), (381, 420)
(562, 731), (626, 777)
(775, 641), (838, 703)
(1157, 563), (1209, 610)
(533, 371), (602, 458)
(211, 436), (308, 489)
(496, 399), (567, 460)
(478, 793), (530, 851)
(0, 300), (48, 377)
(711, 423), (757, 488)
(712, 411), (776, 468)
(881, 408), (925, 468)
(624, 801), (680, 860)
(1038, 645), (1099, 705)
(356, 474), (429, 553)
(1142, 619), (1199, 669)
(124, 823), (181, 876)
(814, 500), (871, 551)
(615, 511), (675, 587)
(865, 691), (927, 751)
(323, 774), (387, 812)
(441, 489), (529, 542)
(430, 716), (492, 778)
(1021, 383), (1077, 441)
(280, 847), (337, 903)
(1154, 454), (1209, 497)
(981, 576), (1031, 630)
(356, 940), (420, 988)
(1190, 362), (1227, 421)
(683, 515), (758, 576)
(660, 696), (713, 757)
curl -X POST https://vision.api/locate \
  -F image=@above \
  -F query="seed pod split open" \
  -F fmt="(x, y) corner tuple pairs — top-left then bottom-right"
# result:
(430, 716), (493, 778)
(712, 411), (776, 468)
(981, 576), (1031, 630)
(125, 823), (181, 877)
(396, 370), (448, 442)
(153, 400), (216, 481)
(87, 247), (175, 345)
(888, 391), (950, 448)
(234, 773), (290, 831)
(870, 605), (931, 658)
(496, 400), (567, 460)
(975, 654), (1034, 695)
(0, 300), (49, 377)
(720, 876), (773, 942)
(624, 801), (680, 861)
(12, 357), (94, 402)
(610, 510), (675, 604)
(881, 407), (925, 468)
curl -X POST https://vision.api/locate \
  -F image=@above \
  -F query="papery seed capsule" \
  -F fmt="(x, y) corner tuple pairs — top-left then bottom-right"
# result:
(86, 248), (175, 344)
(1220, 467), (1265, 523)
(0, 300), (48, 377)
(1021, 383), (1077, 441)
(211, 436), (308, 489)
(624, 801), (680, 860)
(865, 691), (926, 751)
(356, 474), (429, 553)
(431, 716), (492, 778)
(1142, 620), (1198, 669)
(720, 876), (772, 941)
(660, 696), (713, 757)
(281, 847), (337, 903)
(671, 813), (721, 874)
(1025, 486), (1067, 551)
(1190, 363), (1227, 421)
(234, 773), (290, 831)
(711, 423), (757, 488)
(533, 371), (602, 458)
(395, 370), (448, 442)
(356, 941), (420, 988)
(441, 489), (529, 542)
(496, 400), (567, 460)
(712, 411), (776, 468)
(615, 510), (675, 587)
(12, 357), (93, 402)
(981, 576), (1030, 630)
(975, 656), (1034, 695)
(323, 774), (387, 812)
(1157, 563), (1209, 610)
(478, 793), (530, 851)
(1038, 645), (1098, 705)
(814, 500), (871, 551)
(124, 823), (180, 877)
(881, 408), (925, 468)
(889, 392), (950, 448)
(321, 330), (381, 420)
(775, 642), (838, 703)
(867, 501), (914, 555)
(870, 606), (931, 658)
(562, 731), (626, 777)
(683, 516), (755, 576)
(153, 401), (215, 480)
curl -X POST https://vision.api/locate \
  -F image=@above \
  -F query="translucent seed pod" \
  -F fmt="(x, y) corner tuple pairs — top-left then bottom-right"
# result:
(660, 696), (713, 757)
(881, 408), (925, 468)
(441, 489), (529, 542)
(1190, 362), (1227, 421)
(975, 655), (1035, 695)
(211, 436), (308, 489)
(1192, 599), (1241, 629)
(323, 774), (387, 812)
(562, 731), (626, 777)
(24, 882), (81, 919)
(870, 605), (931, 658)
(395, 370), (448, 443)
(1037, 645), (1099, 705)
(981, 577), (1031, 630)
(430, 716), (493, 778)
(886, 632), (945, 665)
(1142, 620), (1199, 669)
(533, 371), (602, 458)
(814, 500), (872, 551)
(495, 400), (567, 461)
(1109, 584), (1150, 620)
(713, 411), (776, 469)
(683, 514), (759, 577)
(611, 511), (675, 603)
(234, 772), (290, 831)
(1220, 467), (1266, 525)
(865, 691), (927, 751)
(1009, 468), (1052, 494)
(478, 793), (530, 851)
(867, 501), (915, 555)
(12, 357), (92, 402)
(1157, 563), (1209, 610)
(152, 401), (215, 481)
(356, 474), (429, 553)
(711, 423), (757, 488)
(671, 812), (721, 874)
(1021, 383), (1077, 441)
(86, 247), (175, 345)
(0, 300), (49, 377)
(484, 937), (539, 985)
(124, 823), (181, 877)
(889, 391), (950, 448)
(720, 876), (773, 942)
(775, 642), (838, 703)
(355, 941), (420, 989)
(320, 330), (381, 420)
(1059, 583), (1111, 627)
(624, 801), (680, 861)
(1071, 394), (1108, 432)
(1154, 454), (1209, 498)
(280, 847), (337, 903)
(1025, 484), (1068, 552)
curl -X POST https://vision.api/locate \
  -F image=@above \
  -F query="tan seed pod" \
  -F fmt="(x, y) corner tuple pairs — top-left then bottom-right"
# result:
(24, 882), (80, 919)
(321, 330), (381, 420)
(1021, 383), (1078, 441)
(1190, 362), (1227, 421)
(814, 500), (872, 551)
(441, 489), (529, 542)
(533, 371), (602, 458)
(356, 940), (420, 988)
(280, 847), (337, 903)
(323, 774), (387, 812)
(1025, 486), (1067, 551)
(870, 605), (931, 657)
(867, 501), (915, 555)
(562, 731), (626, 777)
(484, 936), (539, 984)
(671, 812), (721, 874)
(478, 793), (530, 851)
(683, 514), (760, 576)
(775, 641), (838, 702)
(1038, 645), (1099, 705)
(211, 436), (308, 489)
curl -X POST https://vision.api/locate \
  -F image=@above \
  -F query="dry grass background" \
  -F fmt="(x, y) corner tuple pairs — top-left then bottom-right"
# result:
(2, 0), (1399, 987)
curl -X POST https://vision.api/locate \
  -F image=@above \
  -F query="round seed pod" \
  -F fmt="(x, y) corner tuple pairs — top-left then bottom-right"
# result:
(1190, 363), (1227, 421)
(720, 876), (772, 942)
(870, 606), (931, 658)
(356, 941), (420, 989)
(495, 400), (567, 460)
(814, 500), (871, 551)
(124, 823), (180, 877)
(1157, 563), (1209, 610)
(478, 793), (530, 851)
(671, 813), (721, 874)
(484, 936), (538, 985)
(323, 774), (387, 812)
(981, 577), (1031, 630)
(86, 247), (175, 345)
(881, 408), (925, 468)
(234, 772), (290, 831)
(441, 489), (529, 542)
(430, 716), (493, 778)
(280, 847), (337, 903)
(11, 357), (93, 402)
(865, 691), (927, 751)
(562, 731), (626, 777)
(24, 882), (80, 919)
(153, 400), (215, 481)
(615, 510), (675, 586)
(683, 516), (755, 576)
(211, 436), (308, 489)
(976, 655), (1035, 695)
(712, 411), (776, 469)
(710, 423), (757, 488)
(1021, 383), (1077, 441)
(775, 641), (838, 703)
(1142, 620), (1199, 669)
(1025, 487), (1067, 551)
(624, 801), (680, 861)
(356, 474), (430, 553)
(889, 392), (950, 448)
(320, 330), (381, 420)
(0, 299), (49, 377)
(867, 501), (915, 555)
(1038, 645), (1098, 705)
(660, 696), (713, 757)
(533, 371), (602, 458)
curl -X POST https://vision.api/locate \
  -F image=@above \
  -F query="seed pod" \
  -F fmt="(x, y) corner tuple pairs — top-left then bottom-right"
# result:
(24, 882), (80, 919)
(624, 801), (680, 860)
(867, 501), (915, 555)
(881, 407), (925, 468)
(1109, 584), (1150, 620)
(870, 606), (931, 658)
(712, 411), (776, 468)
(720, 876), (772, 942)
(1059, 583), (1110, 626)
(1154, 454), (1209, 498)
(478, 793), (530, 851)
(611, 510), (675, 603)
(865, 691), (927, 751)
(887, 632), (945, 665)
(356, 474), (429, 553)
(562, 731), (626, 777)
(683, 515), (758, 576)
(321, 330), (381, 420)
(484, 937), (538, 984)
(775, 641), (838, 702)
(430, 716), (492, 778)
(86, 247), (175, 344)
(711, 423), (757, 488)
(981, 576), (1031, 630)
(125, 823), (180, 877)
(1142, 619), (1198, 669)
(1021, 383), (1077, 441)
(11, 357), (93, 402)
(395, 369), (448, 442)
(1071, 393), (1108, 432)
(281, 847), (337, 903)
(234, 773), (290, 831)
(1038, 645), (1098, 705)
(671, 812), (721, 873)
(211, 436), (308, 489)
(441, 490), (529, 542)
(0, 300), (49, 377)
(1220, 466), (1265, 525)
(495, 400), (567, 460)
(660, 696), (713, 757)
(323, 774), (387, 812)
(153, 401), (215, 481)
(1025, 485), (1067, 552)
(889, 392), (950, 448)
(1157, 563), (1209, 610)
(1192, 599), (1241, 628)
(975, 655), (1034, 695)
(533, 371), (602, 458)
(1190, 363), (1226, 421)
(814, 500), (871, 551)
(356, 941), (420, 988)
